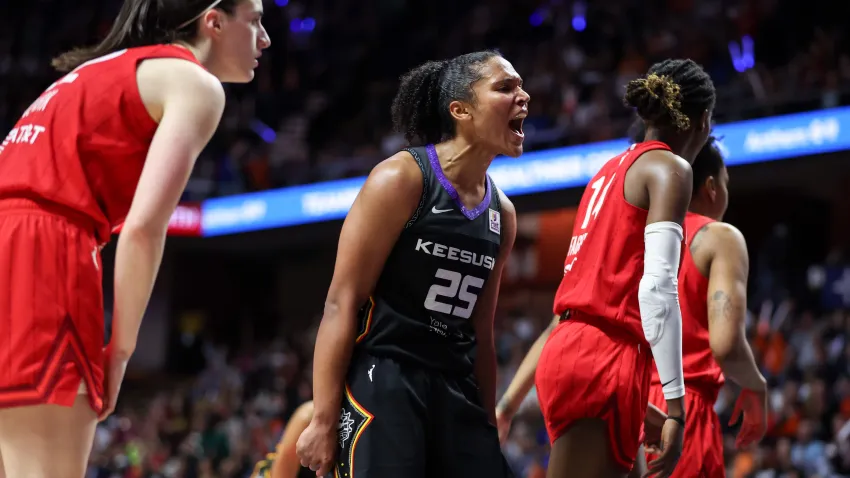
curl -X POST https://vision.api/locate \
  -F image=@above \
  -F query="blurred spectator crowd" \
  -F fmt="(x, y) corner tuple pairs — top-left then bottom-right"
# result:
(2, 0), (850, 199)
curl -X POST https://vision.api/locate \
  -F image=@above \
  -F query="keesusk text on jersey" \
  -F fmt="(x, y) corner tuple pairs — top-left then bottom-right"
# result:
(415, 238), (495, 270)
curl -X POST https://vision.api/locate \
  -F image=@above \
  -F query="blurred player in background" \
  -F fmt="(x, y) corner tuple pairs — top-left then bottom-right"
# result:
(533, 59), (716, 478)
(297, 50), (527, 477)
(253, 401), (315, 478)
(0, 0), (269, 476)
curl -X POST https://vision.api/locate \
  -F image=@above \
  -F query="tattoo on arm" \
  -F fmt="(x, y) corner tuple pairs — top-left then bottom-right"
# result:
(709, 290), (745, 361)
(708, 290), (731, 324)
(689, 227), (709, 257)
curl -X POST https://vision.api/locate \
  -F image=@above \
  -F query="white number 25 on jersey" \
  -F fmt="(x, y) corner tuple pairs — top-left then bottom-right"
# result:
(424, 268), (484, 319)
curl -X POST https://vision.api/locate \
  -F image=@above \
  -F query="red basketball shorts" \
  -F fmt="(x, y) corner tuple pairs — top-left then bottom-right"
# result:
(0, 199), (105, 413)
(535, 316), (653, 472)
(646, 384), (725, 477)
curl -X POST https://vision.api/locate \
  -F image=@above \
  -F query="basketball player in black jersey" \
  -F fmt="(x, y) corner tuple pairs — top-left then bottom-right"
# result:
(296, 50), (528, 478)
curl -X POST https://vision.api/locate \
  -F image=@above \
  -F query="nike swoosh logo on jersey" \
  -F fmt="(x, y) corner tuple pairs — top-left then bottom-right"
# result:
(661, 378), (679, 388)
(432, 206), (452, 214)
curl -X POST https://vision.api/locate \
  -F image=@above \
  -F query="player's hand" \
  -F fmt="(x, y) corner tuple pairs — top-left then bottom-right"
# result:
(496, 407), (513, 444)
(729, 388), (767, 449)
(643, 417), (684, 478)
(296, 419), (338, 477)
(98, 345), (130, 421)
(642, 403), (667, 447)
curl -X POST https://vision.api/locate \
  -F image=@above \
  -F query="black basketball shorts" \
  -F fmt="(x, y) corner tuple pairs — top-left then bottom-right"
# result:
(333, 352), (514, 478)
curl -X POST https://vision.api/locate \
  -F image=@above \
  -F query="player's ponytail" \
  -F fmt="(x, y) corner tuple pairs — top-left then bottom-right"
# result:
(623, 59), (716, 132)
(51, 0), (239, 73)
(391, 50), (502, 146)
(391, 60), (449, 146)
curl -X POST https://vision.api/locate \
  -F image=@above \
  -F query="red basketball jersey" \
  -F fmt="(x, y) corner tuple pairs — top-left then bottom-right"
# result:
(651, 212), (725, 401)
(0, 45), (202, 243)
(552, 141), (673, 345)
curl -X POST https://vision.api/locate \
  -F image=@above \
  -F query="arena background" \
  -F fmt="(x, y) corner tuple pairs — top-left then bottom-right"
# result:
(3, 0), (850, 476)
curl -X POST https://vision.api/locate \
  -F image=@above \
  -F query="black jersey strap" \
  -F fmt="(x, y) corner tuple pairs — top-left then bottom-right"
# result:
(488, 175), (501, 211)
(402, 147), (429, 229)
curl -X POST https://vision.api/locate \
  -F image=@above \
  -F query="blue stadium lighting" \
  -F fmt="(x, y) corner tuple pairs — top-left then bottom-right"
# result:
(301, 17), (316, 32)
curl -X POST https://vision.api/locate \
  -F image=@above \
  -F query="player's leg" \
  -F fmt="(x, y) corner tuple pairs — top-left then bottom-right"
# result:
(336, 354), (427, 478)
(548, 418), (625, 478)
(0, 395), (97, 478)
(0, 210), (105, 478)
(433, 375), (514, 478)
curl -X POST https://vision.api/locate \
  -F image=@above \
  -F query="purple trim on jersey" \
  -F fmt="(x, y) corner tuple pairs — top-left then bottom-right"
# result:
(425, 144), (491, 220)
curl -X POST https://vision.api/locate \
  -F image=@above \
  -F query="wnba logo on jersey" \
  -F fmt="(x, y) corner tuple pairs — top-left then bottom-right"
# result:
(489, 209), (501, 235)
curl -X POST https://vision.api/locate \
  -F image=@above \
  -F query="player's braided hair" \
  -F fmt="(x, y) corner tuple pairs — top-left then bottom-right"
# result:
(391, 50), (502, 146)
(52, 0), (240, 72)
(624, 59), (716, 132)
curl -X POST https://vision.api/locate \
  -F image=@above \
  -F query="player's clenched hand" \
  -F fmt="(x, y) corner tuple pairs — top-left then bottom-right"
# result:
(297, 419), (338, 477)
(643, 417), (683, 478)
(99, 345), (130, 422)
(729, 388), (767, 449)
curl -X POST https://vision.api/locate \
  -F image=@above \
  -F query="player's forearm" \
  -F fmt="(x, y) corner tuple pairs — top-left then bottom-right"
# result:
(709, 291), (766, 392)
(497, 314), (559, 418)
(714, 337), (765, 392)
(475, 340), (498, 424)
(112, 226), (167, 357)
(311, 300), (358, 429)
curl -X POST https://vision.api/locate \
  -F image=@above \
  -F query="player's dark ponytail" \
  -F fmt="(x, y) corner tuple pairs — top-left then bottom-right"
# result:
(391, 50), (502, 146)
(624, 59), (716, 132)
(51, 0), (239, 72)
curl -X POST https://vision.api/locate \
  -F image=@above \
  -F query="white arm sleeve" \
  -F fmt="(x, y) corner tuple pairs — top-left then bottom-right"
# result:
(638, 221), (685, 400)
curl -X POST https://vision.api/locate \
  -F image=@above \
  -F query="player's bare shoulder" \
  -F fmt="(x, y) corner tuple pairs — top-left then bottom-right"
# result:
(363, 151), (425, 198)
(136, 58), (225, 122)
(633, 149), (692, 181)
(704, 222), (748, 257)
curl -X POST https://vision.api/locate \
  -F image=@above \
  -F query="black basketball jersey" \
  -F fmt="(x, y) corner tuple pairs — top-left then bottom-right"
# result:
(354, 144), (503, 376)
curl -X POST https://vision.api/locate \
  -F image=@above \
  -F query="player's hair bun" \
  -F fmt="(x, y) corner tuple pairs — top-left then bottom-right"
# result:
(624, 73), (690, 131)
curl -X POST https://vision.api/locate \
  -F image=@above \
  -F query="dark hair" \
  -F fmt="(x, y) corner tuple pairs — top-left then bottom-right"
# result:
(391, 50), (502, 145)
(623, 59), (716, 132)
(691, 136), (725, 196)
(51, 0), (241, 72)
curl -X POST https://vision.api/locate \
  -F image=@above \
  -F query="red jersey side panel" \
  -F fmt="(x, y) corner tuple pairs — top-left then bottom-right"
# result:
(0, 45), (201, 243)
(651, 212), (725, 402)
(552, 141), (672, 346)
(0, 45), (202, 413)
